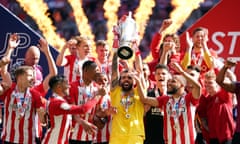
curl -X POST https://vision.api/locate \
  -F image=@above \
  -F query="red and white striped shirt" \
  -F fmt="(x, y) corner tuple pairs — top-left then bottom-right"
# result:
(157, 93), (199, 144)
(0, 83), (44, 144)
(63, 55), (96, 83)
(69, 80), (98, 141)
(93, 95), (111, 143)
(42, 93), (99, 144)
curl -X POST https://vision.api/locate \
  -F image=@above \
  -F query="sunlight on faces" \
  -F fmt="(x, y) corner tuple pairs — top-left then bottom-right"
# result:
(68, 38), (78, 56)
(95, 73), (109, 87)
(167, 75), (186, 95)
(192, 28), (209, 48)
(120, 70), (134, 92)
(193, 31), (205, 48)
(58, 79), (70, 96)
(186, 67), (200, 90)
(204, 78), (218, 92)
(25, 46), (40, 66)
(186, 69), (200, 80)
(154, 68), (170, 87)
(204, 71), (219, 93)
(96, 44), (110, 62)
(163, 36), (175, 43)
(76, 37), (92, 58)
(18, 68), (35, 88)
(85, 65), (100, 82)
(162, 34), (180, 52)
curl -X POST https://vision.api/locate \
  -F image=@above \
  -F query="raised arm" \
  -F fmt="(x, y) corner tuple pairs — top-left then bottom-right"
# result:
(0, 58), (11, 95)
(159, 42), (176, 65)
(172, 62), (201, 99)
(150, 19), (172, 60)
(181, 32), (193, 69)
(132, 40), (147, 89)
(0, 33), (20, 95)
(38, 38), (57, 92)
(110, 52), (119, 91)
(56, 39), (77, 66)
(130, 70), (159, 107)
(140, 94), (160, 107)
(202, 33), (213, 68)
(56, 42), (68, 66)
(110, 25), (121, 91)
(216, 60), (236, 93)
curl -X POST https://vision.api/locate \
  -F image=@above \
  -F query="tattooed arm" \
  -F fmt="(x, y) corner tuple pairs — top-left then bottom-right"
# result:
(110, 52), (119, 91)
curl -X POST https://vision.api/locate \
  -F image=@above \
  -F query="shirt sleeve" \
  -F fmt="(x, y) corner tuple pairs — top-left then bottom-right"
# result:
(197, 95), (208, 118)
(69, 82), (79, 104)
(33, 83), (46, 97)
(31, 89), (45, 109)
(218, 88), (232, 104)
(64, 55), (73, 67)
(0, 83), (15, 101)
(150, 33), (162, 60)
(187, 93), (199, 106)
(156, 96), (169, 108)
(54, 98), (98, 115)
(181, 52), (191, 70)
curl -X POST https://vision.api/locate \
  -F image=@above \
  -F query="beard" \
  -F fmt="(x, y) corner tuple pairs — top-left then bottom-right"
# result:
(121, 83), (133, 92)
(167, 87), (179, 95)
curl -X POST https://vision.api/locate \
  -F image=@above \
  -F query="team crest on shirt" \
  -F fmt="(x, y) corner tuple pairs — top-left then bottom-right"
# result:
(167, 97), (186, 118)
(11, 98), (32, 111)
(101, 101), (108, 110)
(11, 103), (31, 111)
(78, 85), (94, 105)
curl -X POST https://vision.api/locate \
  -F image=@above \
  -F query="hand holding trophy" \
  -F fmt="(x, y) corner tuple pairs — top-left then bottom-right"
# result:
(113, 12), (138, 59)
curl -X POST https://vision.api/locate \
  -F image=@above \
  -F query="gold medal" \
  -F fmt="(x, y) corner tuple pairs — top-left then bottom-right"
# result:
(125, 113), (131, 119)
(121, 91), (134, 119)
(18, 115), (23, 120)
(174, 123), (179, 130)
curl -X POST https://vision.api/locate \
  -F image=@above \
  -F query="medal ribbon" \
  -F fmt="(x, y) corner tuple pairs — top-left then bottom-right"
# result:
(14, 87), (31, 117)
(78, 78), (93, 104)
(120, 92), (134, 114)
(169, 92), (186, 119)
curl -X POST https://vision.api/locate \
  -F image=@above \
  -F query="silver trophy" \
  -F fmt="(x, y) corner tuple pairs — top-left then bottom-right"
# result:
(117, 12), (138, 59)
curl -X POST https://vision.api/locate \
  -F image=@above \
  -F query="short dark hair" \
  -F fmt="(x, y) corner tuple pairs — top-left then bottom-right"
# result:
(192, 27), (208, 36)
(82, 60), (98, 72)
(48, 75), (66, 90)
(119, 69), (131, 82)
(163, 33), (180, 49)
(155, 64), (169, 72)
(187, 65), (201, 73)
(14, 66), (33, 81)
(96, 40), (108, 47)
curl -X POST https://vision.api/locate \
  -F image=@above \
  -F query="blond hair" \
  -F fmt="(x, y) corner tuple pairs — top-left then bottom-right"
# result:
(204, 70), (216, 79)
